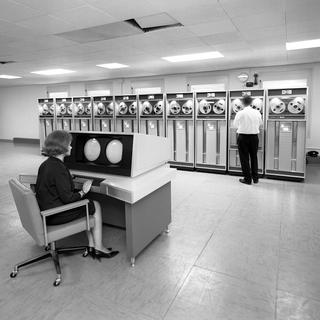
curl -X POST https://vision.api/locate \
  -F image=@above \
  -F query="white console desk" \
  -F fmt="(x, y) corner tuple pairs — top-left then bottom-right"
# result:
(20, 165), (176, 266)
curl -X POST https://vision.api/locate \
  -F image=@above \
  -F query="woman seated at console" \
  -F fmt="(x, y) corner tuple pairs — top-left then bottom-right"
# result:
(35, 130), (118, 260)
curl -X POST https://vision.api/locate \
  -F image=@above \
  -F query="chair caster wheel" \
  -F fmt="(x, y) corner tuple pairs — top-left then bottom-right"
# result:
(45, 245), (50, 251)
(10, 271), (18, 278)
(53, 279), (61, 286)
(82, 248), (89, 257)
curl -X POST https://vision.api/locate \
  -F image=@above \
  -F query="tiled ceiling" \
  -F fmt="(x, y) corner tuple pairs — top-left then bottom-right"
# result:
(0, 0), (319, 86)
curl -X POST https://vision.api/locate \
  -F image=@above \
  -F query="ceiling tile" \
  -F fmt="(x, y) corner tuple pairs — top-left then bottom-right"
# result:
(201, 32), (243, 46)
(83, 0), (161, 20)
(13, 0), (87, 14)
(0, 0), (42, 22)
(51, 5), (116, 29)
(169, 4), (228, 26)
(16, 15), (76, 35)
(187, 19), (237, 37)
(232, 11), (285, 30)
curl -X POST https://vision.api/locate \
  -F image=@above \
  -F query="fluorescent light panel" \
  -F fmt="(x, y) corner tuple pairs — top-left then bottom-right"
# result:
(96, 63), (128, 69)
(286, 38), (320, 50)
(31, 69), (75, 75)
(0, 74), (21, 79)
(162, 51), (224, 62)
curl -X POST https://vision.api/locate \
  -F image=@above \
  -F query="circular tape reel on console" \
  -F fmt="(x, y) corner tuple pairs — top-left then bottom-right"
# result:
(182, 100), (193, 115)
(41, 104), (48, 115)
(154, 101), (163, 115)
(49, 104), (55, 115)
(169, 100), (181, 115)
(251, 98), (263, 112)
(287, 97), (305, 114)
(77, 103), (84, 115)
(106, 102), (114, 115)
(67, 104), (73, 115)
(84, 103), (91, 115)
(129, 101), (137, 115)
(269, 97), (285, 114)
(199, 99), (211, 114)
(142, 101), (152, 115)
(231, 98), (243, 113)
(97, 102), (106, 115)
(213, 99), (226, 114)
(118, 102), (128, 115)
(59, 104), (66, 115)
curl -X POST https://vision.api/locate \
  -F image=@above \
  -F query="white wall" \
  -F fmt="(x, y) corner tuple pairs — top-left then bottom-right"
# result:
(0, 63), (319, 151)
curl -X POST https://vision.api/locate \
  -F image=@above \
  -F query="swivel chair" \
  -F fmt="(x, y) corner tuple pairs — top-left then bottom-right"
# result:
(8, 177), (94, 286)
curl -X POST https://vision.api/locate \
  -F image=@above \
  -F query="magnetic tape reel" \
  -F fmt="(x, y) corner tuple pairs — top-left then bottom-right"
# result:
(118, 102), (128, 115)
(106, 102), (114, 115)
(41, 104), (48, 115)
(231, 98), (243, 113)
(169, 100), (181, 115)
(199, 99), (211, 114)
(59, 103), (66, 115)
(154, 101), (163, 115)
(269, 97), (285, 114)
(213, 99), (225, 114)
(142, 101), (152, 115)
(129, 101), (137, 115)
(77, 103), (84, 115)
(251, 98), (263, 112)
(182, 100), (193, 115)
(287, 96), (305, 114)
(67, 104), (73, 115)
(84, 103), (92, 115)
(97, 102), (106, 115)
(49, 104), (55, 115)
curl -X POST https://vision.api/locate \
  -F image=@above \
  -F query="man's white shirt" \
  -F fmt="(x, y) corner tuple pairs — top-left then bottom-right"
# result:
(233, 106), (262, 134)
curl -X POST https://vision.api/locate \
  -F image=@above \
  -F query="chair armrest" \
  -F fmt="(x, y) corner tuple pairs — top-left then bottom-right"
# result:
(40, 199), (89, 217)
(19, 174), (37, 185)
(40, 199), (91, 246)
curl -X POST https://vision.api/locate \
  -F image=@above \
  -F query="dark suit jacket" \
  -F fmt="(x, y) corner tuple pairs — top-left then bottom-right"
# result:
(35, 156), (88, 225)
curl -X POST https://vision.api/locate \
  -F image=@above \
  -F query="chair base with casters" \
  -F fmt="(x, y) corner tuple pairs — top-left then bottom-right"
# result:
(10, 242), (90, 286)
(9, 177), (94, 287)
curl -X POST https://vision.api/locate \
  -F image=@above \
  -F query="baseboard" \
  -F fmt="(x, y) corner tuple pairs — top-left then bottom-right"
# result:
(0, 139), (12, 142)
(13, 138), (40, 144)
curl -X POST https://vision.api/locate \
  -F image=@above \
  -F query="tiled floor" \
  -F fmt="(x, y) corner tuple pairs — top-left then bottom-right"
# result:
(1, 141), (320, 320)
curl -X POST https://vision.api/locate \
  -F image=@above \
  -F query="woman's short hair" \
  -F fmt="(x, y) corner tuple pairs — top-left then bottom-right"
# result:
(42, 130), (72, 156)
(242, 95), (253, 106)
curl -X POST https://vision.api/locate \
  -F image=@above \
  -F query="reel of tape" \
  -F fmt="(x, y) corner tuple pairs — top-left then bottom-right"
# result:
(77, 103), (84, 115)
(169, 100), (181, 115)
(251, 98), (263, 112)
(287, 97), (305, 114)
(97, 102), (106, 115)
(142, 101), (152, 115)
(67, 104), (73, 115)
(182, 100), (193, 114)
(213, 99), (225, 114)
(106, 102), (114, 115)
(270, 97), (285, 114)
(199, 99), (211, 114)
(154, 101), (163, 115)
(129, 101), (137, 115)
(59, 104), (66, 115)
(231, 98), (243, 113)
(84, 103), (91, 115)
(118, 102), (128, 115)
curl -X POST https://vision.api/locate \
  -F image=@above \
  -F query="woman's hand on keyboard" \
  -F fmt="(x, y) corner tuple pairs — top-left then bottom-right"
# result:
(82, 180), (93, 194)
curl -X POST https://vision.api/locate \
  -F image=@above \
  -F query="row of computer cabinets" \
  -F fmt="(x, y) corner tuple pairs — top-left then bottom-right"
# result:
(38, 87), (307, 180)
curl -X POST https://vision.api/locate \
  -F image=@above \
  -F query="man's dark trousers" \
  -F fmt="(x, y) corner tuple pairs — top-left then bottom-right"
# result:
(237, 134), (259, 183)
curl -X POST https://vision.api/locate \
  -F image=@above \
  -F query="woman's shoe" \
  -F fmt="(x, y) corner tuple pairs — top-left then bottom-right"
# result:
(86, 246), (113, 259)
(94, 249), (119, 261)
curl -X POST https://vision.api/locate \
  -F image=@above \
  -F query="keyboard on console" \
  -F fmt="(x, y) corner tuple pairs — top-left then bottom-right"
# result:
(72, 175), (105, 187)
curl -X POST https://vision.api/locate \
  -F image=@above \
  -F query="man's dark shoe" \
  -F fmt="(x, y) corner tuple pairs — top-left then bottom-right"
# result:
(239, 178), (251, 185)
(253, 179), (259, 184)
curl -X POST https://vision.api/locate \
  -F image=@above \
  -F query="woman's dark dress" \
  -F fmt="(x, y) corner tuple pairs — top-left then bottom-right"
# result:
(35, 156), (95, 225)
